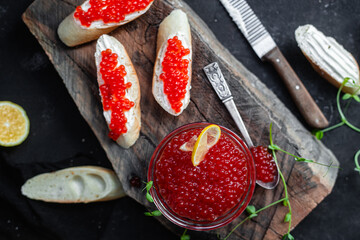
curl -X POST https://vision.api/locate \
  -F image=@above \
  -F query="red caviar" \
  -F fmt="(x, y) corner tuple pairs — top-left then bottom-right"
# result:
(154, 129), (249, 221)
(159, 36), (190, 113)
(74, 0), (154, 27)
(99, 49), (134, 141)
(251, 146), (277, 183)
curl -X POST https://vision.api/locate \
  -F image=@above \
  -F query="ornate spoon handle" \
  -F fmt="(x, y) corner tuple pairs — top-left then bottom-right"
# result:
(203, 62), (254, 148)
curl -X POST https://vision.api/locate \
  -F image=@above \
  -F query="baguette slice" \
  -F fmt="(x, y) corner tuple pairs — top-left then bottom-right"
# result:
(58, 0), (154, 47)
(95, 34), (141, 148)
(21, 166), (125, 203)
(295, 24), (360, 94)
(152, 9), (192, 116)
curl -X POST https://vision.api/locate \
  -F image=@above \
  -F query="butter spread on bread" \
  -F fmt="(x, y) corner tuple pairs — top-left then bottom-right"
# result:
(295, 24), (360, 94)
(152, 9), (192, 116)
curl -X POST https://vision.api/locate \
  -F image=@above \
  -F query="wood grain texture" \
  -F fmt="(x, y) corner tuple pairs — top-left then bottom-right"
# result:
(22, 0), (339, 239)
(263, 46), (329, 129)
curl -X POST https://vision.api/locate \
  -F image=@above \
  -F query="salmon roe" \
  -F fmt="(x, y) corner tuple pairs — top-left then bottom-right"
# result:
(99, 49), (134, 141)
(154, 129), (249, 221)
(251, 146), (277, 183)
(74, 0), (154, 27)
(160, 36), (191, 113)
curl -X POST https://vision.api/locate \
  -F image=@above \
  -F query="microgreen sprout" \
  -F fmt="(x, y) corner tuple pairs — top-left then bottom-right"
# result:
(143, 181), (154, 203)
(143, 181), (162, 217)
(312, 78), (360, 172)
(268, 143), (340, 174)
(221, 199), (287, 240)
(354, 150), (360, 174)
(180, 229), (190, 240)
(282, 233), (295, 240)
(269, 123), (293, 238)
(221, 122), (339, 240)
(313, 78), (360, 140)
(144, 210), (162, 217)
(221, 124), (291, 240)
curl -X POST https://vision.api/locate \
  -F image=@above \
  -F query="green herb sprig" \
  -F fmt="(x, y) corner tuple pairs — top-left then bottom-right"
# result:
(143, 181), (162, 217)
(312, 78), (360, 173)
(314, 78), (360, 141)
(143, 181), (154, 203)
(268, 144), (338, 171)
(221, 124), (292, 240)
(221, 122), (339, 240)
(354, 150), (360, 174)
(180, 229), (190, 240)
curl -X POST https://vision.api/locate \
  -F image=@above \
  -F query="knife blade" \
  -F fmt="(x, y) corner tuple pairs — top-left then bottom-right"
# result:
(219, 0), (329, 129)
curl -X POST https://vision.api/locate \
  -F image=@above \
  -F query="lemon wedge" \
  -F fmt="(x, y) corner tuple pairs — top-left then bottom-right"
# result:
(0, 101), (30, 147)
(190, 124), (221, 166)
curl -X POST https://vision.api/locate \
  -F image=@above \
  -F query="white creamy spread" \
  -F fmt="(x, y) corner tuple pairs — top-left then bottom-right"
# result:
(95, 35), (135, 138)
(295, 24), (359, 86)
(154, 33), (191, 114)
(74, 0), (151, 29)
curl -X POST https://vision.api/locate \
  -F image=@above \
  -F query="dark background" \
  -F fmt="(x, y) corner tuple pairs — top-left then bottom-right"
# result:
(1, 0), (360, 239)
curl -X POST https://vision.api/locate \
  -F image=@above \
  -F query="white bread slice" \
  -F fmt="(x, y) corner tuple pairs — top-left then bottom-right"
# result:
(152, 9), (192, 116)
(58, 0), (154, 47)
(95, 34), (141, 148)
(21, 166), (125, 203)
(295, 24), (360, 94)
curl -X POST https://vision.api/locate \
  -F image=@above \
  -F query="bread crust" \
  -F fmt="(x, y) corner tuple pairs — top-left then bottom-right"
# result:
(95, 35), (141, 148)
(57, 1), (154, 47)
(58, 13), (118, 47)
(152, 9), (192, 116)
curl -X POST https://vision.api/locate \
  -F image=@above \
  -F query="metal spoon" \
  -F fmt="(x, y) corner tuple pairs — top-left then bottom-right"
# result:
(203, 62), (279, 189)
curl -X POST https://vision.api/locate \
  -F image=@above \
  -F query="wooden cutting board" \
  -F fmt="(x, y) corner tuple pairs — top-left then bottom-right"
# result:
(22, 0), (339, 239)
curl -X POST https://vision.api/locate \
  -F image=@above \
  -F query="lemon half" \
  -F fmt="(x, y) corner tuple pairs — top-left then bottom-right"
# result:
(190, 124), (221, 166)
(0, 101), (30, 147)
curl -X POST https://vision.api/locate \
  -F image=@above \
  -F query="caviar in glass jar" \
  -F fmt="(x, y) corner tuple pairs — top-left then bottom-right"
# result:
(154, 128), (249, 221)
(159, 36), (190, 113)
(99, 49), (134, 141)
(74, 0), (154, 27)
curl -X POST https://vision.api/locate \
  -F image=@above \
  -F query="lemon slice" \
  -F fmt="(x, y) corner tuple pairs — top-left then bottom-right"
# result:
(0, 101), (30, 147)
(179, 135), (197, 152)
(191, 124), (221, 166)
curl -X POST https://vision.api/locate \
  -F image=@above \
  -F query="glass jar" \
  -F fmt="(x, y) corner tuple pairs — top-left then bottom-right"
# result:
(148, 122), (256, 231)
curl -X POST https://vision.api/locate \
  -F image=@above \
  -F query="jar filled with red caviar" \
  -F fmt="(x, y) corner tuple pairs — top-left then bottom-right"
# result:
(148, 123), (256, 230)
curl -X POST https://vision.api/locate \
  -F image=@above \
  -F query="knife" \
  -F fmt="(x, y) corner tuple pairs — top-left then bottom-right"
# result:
(219, 0), (329, 129)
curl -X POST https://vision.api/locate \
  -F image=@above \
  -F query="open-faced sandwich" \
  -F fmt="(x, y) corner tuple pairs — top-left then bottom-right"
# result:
(152, 9), (192, 116)
(58, 0), (155, 47)
(95, 34), (141, 148)
(295, 24), (360, 94)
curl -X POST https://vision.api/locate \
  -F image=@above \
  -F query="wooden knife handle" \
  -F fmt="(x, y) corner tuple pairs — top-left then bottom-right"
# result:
(263, 47), (329, 129)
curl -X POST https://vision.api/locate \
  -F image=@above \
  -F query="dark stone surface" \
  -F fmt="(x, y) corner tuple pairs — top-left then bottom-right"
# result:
(0, 0), (359, 239)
